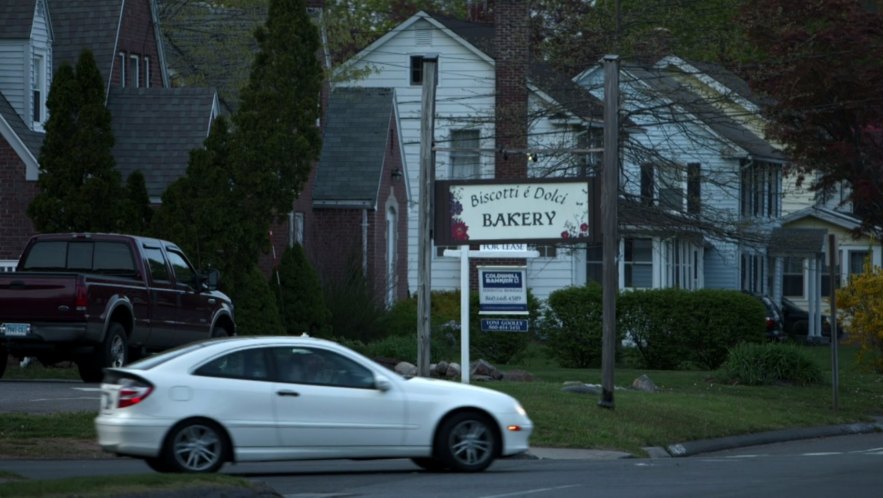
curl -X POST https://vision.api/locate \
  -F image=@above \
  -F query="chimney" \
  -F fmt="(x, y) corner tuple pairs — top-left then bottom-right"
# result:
(494, 0), (529, 179)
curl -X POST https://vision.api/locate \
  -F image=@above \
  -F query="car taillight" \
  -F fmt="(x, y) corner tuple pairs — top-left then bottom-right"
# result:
(117, 378), (153, 408)
(74, 276), (88, 311)
(766, 317), (777, 330)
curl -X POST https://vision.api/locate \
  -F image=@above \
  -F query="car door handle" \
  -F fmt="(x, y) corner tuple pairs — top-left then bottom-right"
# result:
(277, 390), (300, 397)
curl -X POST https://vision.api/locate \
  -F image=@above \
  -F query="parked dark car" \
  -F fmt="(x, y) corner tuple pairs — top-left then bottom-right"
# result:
(745, 293), (784, 340)
(780, 297), (838, 338)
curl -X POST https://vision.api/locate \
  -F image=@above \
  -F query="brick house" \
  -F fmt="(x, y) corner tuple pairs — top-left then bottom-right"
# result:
(0, 0), (218, 269)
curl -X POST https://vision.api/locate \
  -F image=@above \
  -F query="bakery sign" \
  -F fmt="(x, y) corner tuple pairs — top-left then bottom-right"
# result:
(434, 179), (592, 245)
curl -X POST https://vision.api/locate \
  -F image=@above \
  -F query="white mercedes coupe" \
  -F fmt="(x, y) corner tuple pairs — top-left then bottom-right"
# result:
(95, 335), (533, 473)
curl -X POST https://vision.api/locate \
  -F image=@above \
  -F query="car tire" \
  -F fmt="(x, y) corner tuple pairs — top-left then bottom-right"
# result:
(411, 457), (449, 472)
(162, 419), (227, 473)
(0, 347), (7, 379)
(144, 457), (174, 473)
(77, 322), (128, 383)
(435, 412), (498, 472)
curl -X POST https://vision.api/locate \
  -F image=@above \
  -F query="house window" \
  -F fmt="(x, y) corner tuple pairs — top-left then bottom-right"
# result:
(119, 52), (127, 87)
(820, 255), (840, 297)
(740, 161), (781, 218)
(687, 163), (701, 214)
(624, 238), (652, 288)
(31, 53), (46, 127)
(640, 164), (654, 206)
(129, 54), (140, 88)
(144, 56), (151, 88)
(289, 212), (304, 246)
(657, 165), (683, 211)
(410, 55), (424, 85)
(782, 257), (804, 297)
(586, 244), (602, 284)
(450, 129), (480, 179)
(532, 244), (557, 258)
(740, 252), (766, 295)
(848, 250), (870, 278)
(576, 128), (602, 177)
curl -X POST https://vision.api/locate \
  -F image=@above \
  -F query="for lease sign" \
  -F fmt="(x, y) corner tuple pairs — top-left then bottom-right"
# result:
(478, 266), (528, 315)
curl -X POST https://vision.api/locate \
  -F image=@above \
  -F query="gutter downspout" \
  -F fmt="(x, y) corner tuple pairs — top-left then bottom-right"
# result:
(362, 209), (368, 277)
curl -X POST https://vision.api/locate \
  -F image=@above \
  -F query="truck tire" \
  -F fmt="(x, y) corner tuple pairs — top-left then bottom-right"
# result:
(77, 322), (128, 383)
(0, 347), (7, 379)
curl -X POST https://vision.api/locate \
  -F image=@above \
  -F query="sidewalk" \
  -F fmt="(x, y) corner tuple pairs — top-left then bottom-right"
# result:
(526, 416), (883, 460)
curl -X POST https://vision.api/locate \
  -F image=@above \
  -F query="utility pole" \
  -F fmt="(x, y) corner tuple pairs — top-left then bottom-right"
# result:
(417, 56), (438, 377)
(828, 234), (840, 410)
(600, 55), (620, 410)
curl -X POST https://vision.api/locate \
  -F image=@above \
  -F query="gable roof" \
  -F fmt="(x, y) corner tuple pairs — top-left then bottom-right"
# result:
(0, 92), (42, 179)
(781, 205), (869, 232)
(625, 64), (786, 162)
(313, 87), (396, 209)
(47, 0), (123, 91)
(0, 0), (38, 39)
(107, 87), (218, 200)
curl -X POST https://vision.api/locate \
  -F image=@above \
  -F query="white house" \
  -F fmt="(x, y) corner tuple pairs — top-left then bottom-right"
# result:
(334, 9), (604, 300)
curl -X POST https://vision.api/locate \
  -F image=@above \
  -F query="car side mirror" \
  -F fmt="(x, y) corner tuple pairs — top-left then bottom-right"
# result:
(203, 269), (220, 291)
(375, 375), (392, 392)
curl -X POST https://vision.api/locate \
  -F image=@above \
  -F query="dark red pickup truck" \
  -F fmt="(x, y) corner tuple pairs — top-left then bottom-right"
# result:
(0, 233), (235, 382)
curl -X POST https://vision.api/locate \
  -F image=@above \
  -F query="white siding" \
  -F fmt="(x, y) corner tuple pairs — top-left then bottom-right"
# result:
(0, 40), (29, 122)
(339, 16), (588, 301)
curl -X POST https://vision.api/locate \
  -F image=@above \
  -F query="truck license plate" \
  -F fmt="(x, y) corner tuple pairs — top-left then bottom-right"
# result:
(1, 323), (31, 337)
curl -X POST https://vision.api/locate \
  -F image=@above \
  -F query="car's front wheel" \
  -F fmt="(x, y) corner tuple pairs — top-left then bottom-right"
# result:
(162, 420), (227, 473)
(435, 412), (499, 472)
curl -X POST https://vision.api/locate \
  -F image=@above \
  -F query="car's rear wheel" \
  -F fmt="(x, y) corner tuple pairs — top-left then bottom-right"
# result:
(411, 457), (448, 472)
(144, 457), (174, 473)
(77, 322), (127, 383)
(162, 420), (227, 473)
(0, 347), (7, 379)
(435, 412), (498, 472)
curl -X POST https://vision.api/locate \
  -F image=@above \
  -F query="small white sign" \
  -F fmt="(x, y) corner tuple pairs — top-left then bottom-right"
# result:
(480, 244), (526, 252)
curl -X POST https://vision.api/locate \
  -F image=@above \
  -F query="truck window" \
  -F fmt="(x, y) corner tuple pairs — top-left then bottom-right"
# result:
(21, 241), (68, 270)
(166, 250), (195, 287)
(93, 242), (136, 273)
(144, 247), (171, 283)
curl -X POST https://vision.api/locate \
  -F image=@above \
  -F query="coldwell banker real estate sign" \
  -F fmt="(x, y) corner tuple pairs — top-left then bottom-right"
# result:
(478, 266), (528, 315)
(434, 179), (592, 245)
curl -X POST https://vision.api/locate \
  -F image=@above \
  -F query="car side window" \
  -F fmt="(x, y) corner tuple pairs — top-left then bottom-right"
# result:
(166, 250), (195, 289)
(143, 247), (170, 283)
(271, 347), (375, 389)
(195, 348), (269, 381)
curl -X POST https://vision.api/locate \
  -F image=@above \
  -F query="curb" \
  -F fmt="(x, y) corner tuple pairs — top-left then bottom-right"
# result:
(663, 418), (883, 457)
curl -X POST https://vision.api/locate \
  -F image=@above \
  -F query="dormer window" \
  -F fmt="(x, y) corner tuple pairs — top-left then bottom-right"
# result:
(32, 52), (47, 129)
(129, 54), (140, 88)
(119, 52), (127, 87)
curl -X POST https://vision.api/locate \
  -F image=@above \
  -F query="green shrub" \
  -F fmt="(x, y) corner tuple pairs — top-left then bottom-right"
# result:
(273, 244), (331, 336)
(344, 333), (457, 364)
(620, 288), (766, 370)
(718, 343), (824, 385)
(539, 283), (613, 368)
(227, 264), (285, 336)
(322, 269), (387, 342)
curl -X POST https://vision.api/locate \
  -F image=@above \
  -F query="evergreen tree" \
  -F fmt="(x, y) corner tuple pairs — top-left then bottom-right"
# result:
(274, 244), (331, 335)
(151, 117), (244, 275)
(229, 263), (286, 336)
(230, 0), (323, 262)
(28, 49), (126, 232)
(121, 170), (153, 234)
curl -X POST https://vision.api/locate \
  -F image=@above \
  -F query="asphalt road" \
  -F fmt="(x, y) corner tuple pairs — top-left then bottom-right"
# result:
(0, 379), (100, 413)
(2, 433), (883, 498)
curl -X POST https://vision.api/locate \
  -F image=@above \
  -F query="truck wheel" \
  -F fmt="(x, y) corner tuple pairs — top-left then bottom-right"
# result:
(0, 347), (7, 379)
(77, 323), (128, 383)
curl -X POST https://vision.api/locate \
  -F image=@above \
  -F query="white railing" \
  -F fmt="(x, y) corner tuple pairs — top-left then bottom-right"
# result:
(0, 261), (18, 272)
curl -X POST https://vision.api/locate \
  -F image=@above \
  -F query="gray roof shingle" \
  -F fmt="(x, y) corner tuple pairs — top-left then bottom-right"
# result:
(312, 87), (395, 208)
(0, 0), (37, 39)
(0, 92), (43, 160)
(107, 86), (215, 199)
(48, 0), (123, 88)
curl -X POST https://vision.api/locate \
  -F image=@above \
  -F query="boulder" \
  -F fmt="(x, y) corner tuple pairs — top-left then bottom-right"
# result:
(395, 361), (418, 378)
(632, 374), (658, 392)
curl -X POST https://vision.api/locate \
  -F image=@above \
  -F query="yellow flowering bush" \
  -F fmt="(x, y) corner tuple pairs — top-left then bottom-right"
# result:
(837, 264), (883, 372)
